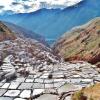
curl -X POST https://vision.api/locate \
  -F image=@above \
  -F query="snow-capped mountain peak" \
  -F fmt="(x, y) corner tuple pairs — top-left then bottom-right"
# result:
(0, 0), (83, 14)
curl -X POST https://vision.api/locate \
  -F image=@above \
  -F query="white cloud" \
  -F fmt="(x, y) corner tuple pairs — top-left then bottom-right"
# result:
(0, 0), (13, 5)
(0, 0), (83, 14)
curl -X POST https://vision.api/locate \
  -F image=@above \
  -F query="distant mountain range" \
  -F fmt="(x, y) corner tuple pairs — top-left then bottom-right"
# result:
(0, 0), (100, 44)
(0, 21), (48, 46)
(4, 22), (47, 45)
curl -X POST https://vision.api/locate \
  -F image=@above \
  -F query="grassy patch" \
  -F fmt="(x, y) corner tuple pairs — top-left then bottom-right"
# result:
(72, 83), (100, 100)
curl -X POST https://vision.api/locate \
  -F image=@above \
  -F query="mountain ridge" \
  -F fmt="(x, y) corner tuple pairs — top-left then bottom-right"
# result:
(0, 0), (100, 42)
(4, 21), (48, 45)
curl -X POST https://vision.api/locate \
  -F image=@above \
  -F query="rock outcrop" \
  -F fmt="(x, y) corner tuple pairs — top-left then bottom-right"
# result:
(53, 17), (100, 66)
(1, 55), (16, 81)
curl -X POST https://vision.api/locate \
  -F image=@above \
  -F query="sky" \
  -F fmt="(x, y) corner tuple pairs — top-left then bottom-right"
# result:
(0, 0), (83, 14)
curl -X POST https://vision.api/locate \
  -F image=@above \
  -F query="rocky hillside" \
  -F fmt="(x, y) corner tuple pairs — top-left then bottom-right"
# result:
(0, 21), (60, 76)
(0, 21), (16, 41)
(53, 17), (100, 67)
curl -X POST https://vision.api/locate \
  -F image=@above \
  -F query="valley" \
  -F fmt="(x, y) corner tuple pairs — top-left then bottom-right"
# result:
(0, 16), (99, 100)
(0, 0), (100, 44)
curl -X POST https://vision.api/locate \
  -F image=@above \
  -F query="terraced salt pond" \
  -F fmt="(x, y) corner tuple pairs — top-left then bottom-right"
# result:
(0, 60), (100, 100)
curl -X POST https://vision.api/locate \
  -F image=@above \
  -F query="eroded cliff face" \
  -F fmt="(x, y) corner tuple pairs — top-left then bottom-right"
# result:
(53, 17), (100, 66)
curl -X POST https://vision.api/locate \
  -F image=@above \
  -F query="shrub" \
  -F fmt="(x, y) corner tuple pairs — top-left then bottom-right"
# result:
(72, 90), (87, 100)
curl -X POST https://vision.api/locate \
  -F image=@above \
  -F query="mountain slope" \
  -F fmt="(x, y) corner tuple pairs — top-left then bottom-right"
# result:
(0, 0), (100, 43)
(0, 21), (16, 41)
(53, 17), (100, 66)
(0, 21), (59, 68)
(3, 22), (48, 45)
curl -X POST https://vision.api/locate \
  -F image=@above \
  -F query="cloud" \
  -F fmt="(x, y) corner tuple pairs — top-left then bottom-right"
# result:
(0, 0), (83, 14)
(0, 6), (4, 9)
(23, 5), (31, 9)
(0, 0), (13, 6)
(11, 2), (20, 5)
